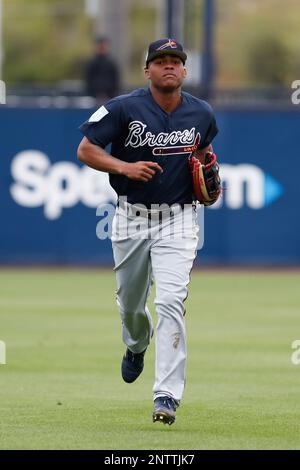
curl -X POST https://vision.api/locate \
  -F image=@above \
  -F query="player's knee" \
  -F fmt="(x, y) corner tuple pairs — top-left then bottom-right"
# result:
(117, 297), (144, 317)
(121, 308), (151, 341)
(155, 290), (186, 317)
(117, 293), (147, 319)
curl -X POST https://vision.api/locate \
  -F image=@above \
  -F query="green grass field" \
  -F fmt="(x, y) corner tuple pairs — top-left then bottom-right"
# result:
(0, 269), (300, 450)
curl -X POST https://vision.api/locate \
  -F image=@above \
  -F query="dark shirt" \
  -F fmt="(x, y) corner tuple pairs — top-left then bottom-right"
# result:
(85, 54), (119, 99)
(79, 88), (218, 207)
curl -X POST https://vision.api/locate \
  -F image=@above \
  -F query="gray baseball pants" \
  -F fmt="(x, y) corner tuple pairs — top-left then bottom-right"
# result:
(111, 200), (199, 403)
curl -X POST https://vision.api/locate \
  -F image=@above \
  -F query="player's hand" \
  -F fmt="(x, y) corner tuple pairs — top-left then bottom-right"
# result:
(121, 161), (163, 182)
(192, 144), (213, 163)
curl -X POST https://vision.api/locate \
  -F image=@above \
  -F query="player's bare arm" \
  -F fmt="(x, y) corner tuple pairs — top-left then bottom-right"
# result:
(77, 136), (163, 182)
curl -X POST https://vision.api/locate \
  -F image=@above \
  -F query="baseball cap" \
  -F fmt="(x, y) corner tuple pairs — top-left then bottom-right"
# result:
(146, 38), (187, 65)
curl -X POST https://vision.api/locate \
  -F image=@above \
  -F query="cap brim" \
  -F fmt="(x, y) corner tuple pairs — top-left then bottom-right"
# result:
(146, 50), (187, 64)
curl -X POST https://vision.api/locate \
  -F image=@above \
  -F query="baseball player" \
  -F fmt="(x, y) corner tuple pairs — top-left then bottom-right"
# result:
(77, 38), (218, 425)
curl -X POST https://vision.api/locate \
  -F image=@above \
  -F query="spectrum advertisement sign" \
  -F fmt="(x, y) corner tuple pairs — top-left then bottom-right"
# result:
(0, 107), (298, 265)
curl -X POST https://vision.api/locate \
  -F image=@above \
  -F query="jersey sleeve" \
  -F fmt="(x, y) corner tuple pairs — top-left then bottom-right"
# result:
(199, 113), (218, 149)
(79, 98), (126, 147)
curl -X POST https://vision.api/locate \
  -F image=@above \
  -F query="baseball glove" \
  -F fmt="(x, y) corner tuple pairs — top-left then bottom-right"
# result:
(189, 146), (221, 206)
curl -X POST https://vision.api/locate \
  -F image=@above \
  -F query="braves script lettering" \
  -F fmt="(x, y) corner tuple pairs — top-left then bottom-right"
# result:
(125, 120), (200, 149)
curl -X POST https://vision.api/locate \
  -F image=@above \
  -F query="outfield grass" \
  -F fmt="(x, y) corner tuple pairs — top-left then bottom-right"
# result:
(0, 269), (300, 450)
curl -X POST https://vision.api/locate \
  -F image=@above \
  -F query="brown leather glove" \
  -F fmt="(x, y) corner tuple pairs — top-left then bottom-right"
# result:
(189, 147), (221, 206)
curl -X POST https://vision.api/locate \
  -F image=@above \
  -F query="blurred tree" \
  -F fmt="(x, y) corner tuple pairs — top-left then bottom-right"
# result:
(2, 0), (300, 89)
(247, 34), (290, 85)
(215, 0), (300, 88)
(3, 0), (92, 84)
(127, 1), (157, 86)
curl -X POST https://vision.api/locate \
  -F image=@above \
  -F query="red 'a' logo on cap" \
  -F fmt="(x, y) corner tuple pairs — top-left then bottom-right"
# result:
(157, 39), (177, 50)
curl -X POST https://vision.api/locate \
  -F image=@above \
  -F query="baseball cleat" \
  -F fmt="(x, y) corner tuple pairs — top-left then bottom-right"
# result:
(121, 348), (146, 383)
(152, 396), (178, 425)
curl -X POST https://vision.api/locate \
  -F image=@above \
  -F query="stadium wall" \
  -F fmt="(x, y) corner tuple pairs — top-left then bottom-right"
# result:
(0, 107), (298, 266)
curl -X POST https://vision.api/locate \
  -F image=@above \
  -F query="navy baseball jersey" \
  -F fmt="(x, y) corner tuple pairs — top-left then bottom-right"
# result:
(79, 88), (218, 207)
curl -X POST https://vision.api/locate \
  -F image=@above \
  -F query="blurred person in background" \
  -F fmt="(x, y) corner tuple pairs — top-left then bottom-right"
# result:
(84, 36), (120, 102)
